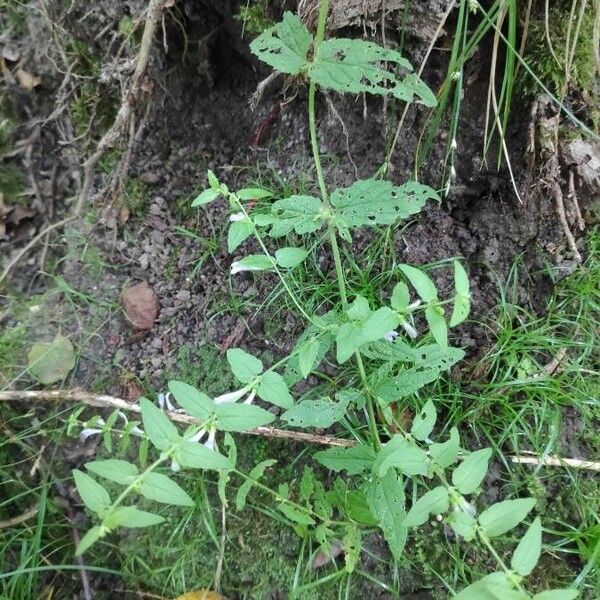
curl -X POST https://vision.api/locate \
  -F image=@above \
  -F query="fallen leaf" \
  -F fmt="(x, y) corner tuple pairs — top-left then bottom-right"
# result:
(174, 591), (227, 600)
(122, 281), (159, 330)
(28, 336), (76, 384)
(16, 68), (41, 90)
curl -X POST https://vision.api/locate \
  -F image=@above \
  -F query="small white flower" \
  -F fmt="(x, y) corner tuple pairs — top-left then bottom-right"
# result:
(157, 392), (176, 412)
(449, 165), (456, 180)
(409, 300), (422, 310)
(383, 330), (399, 342)
(400, 319), (418, 339)
(214, 387), (248, 404)
(117, 411), (144, 437)
(204, 428), (217, 451)
(229, 212), (246, 222)
(188, 428), (207, 443)
(80, 428), (102, 441)
(451, 138), (458, 151)
(230, 261), (263, 275)
(170, 459), (181, 472)
(243, 390), (257, 405)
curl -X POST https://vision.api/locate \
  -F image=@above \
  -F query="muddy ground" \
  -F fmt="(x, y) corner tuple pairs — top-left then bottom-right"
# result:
(0, 0), (598, 598)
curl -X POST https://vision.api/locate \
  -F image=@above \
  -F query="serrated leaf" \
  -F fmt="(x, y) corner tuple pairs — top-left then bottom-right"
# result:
(28, 335), (75, 384)
(298, 337), (320, 378)
(374, 436), (428, 477)
(411, 399), (437, 441)
(278, 503), (315, 525)
(450, 260), (471, 326)
(191, 188), (220, 207)
(269, 195), (323, 237)
(330, 179), (437, 229)
(227, 348), (263, 384)
(391, 282), (410, 311)
(364, 470), (407, 561)
(228, 218), (253, 252)
(406, 486), (449, 527)
(107, 506), (165, 528)
(478, 498), (537, 538)
(235, 459), (277, 511)
(74, 470), (111, 514)
(511, 517), (542, 576)
(250, 12), (312, 75)
(281, 395), (350, 428)
(168, 380), (215, 420)
(215, 402), (275, 431)
(140, 397), (180, 451)
(343, 524), (361, 573)
(174, 439), (233, 470)
(451, 448), (492, 494)
(314, 445), (376, 475)
(75, 525), (103, 556)
(256, 370), (294, 408)
(85, 459), (138, 485)
(139, 472), (195, 507)
(430, 427), (461, 468)
(399, 264), (438, 302)
(275, 246), (308, 268)
(309, 39), (436, 106)
(447, 510), (477, 541)
(237, 187), (272, 200)
(533, 590), (579, 600)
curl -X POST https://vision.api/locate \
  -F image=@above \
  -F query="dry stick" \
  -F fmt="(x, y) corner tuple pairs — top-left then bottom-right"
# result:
(2, 389), (599, 471)
(0, 0), (168, 287)
(0, 504), (39, 530)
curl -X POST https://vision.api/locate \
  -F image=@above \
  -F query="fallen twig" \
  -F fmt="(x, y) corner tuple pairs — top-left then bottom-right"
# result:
(2, 389), (600, 472)
(0, 504), (39, 530)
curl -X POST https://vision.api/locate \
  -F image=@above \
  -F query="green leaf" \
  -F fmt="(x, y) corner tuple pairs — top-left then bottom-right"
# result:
(343, 524), (361, 573)
(281, 395), (350, 428)
(361, 307), (400, 343)
(298, 337), (320, 378)
(399, 264), (438, 303)
(425, 305), (448, 347)
(231, 254), (274, 273)
(250, 12), (312, 75)
(430, 427), (460, 468)
(278, 503), (315, 526)
(411, 399), (437, 441)
(140, 397), (180, 451)
(191, 188), (220, 207)
(511, 517), (542, 576)
(533, 590), (579, 600)
(364, 471), (407, 561)
(256, 370), (294, 408)
(314, 445), (376, 475)
(374, 436), (428, 477)
(391, 282), (410, 311)
(75, 525), (103, 556)
(374, 367), (442, 403)
(330, 179), (437, 229)
(106, 506), (165, 528)
(215, 403), (275, 431)
(346, 296), (371, 321)
(447, 510), (477, 541)
(74, 470), (111, 514)
(454, 572), (529, 600)
(336, 322), (362, 364)
(269, 195), (323, 237)
(237, 187), (272, 200)
(168, 380), (214, 420)
(478, 498), (537, 538)
(28, 335), (75, 384)
(451, 448), (492, 494)
(405, 486), (449, 527)
(139, 472), (194, 507)
(275, 246), (309, 268)
(207, 169), (219, 189)
(309, 39), (436, 106)
(85, 460), (138, 485)
(235, 459), (277, 511)
(174, 439), (232, 470)
(227, 348), (263, 384)
(228, 218), (253, 252)
(450, 260), (471, 326)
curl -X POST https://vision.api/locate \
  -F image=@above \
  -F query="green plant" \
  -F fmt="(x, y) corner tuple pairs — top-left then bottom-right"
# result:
(69, 5), (579, 598)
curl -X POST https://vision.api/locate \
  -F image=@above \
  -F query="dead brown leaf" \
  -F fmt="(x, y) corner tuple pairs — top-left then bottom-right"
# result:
(122, 281), (159, 330)
(16, 68), (41, 90)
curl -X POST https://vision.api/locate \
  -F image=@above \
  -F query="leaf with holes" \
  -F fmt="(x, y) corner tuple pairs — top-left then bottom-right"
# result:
(314, 444), (376, 475)
(249, 12), (312, 75)
(309, 39), (436, 106)
(411, 399), (437, 441)
(343, 524), (361, 573)
(281, 395), (350, 428)
(330, 179), (437, 229)
(374, 367), (442, 403)
(269, 195), (323, 237)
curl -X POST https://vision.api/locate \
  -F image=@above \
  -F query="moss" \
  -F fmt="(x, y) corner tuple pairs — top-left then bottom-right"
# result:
(121, 178), (149, 216)
(234, 0), (274, 35)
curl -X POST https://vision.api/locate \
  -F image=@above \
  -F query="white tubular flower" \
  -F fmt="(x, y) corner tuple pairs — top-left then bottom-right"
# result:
(451, 138), (458, 151)
(214, 387), (248, 404)
(204, 428), (217, 451)
(117, 410), (144, 437)
(80, 428), (102, 441)
(170, 459), (181, 472)
(229, 212), (245, 222)
(450, 165), (456, 180)
(188, 428), (207, 443)
(243, 390), (257, 405)
(383, 330), (399, 342)
(409, 300), (422, 310)
(230, 261), (264, 275)
(157, 392), (176, 411)
(400, 319), (418, 339)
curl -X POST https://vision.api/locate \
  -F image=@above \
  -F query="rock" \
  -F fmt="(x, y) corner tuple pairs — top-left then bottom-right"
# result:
(122, 281), (159, 330)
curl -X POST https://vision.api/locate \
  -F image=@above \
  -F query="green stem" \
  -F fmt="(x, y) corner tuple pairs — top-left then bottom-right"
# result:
(477, 527), (527, 593)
